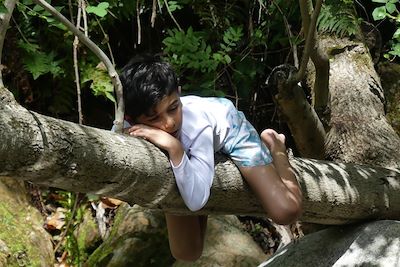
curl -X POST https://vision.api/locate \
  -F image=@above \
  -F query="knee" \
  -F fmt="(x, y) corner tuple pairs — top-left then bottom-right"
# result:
(170, 246), (203, 262)
(270, 201), (302, 225)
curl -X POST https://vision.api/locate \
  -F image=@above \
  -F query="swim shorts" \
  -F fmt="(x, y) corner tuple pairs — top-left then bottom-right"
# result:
(212, 98), (273, 167)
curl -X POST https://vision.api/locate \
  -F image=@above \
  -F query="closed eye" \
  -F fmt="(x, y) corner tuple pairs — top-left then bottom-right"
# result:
(148, 116), (159, 122)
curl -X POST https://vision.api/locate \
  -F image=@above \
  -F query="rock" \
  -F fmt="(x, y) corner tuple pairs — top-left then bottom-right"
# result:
(74, 206), (102, 262)
(87, 205), (267, 267)
(174, 215), (267, 267)
(85, 204), (174, 267)
(260, 220), (400, 267)
(0, 177), (54, 266)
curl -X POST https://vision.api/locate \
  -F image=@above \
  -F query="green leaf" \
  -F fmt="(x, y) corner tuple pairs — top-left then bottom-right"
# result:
(22, 51), (64, 80)
(372, 6), (387, 20)
(224, 54), (231, 64)
(81, 62), (115, 102)
(394, 29), (400, 39)
(386, 2), (397, 14)
(0, 3), (8, 14)
(86, 2), (109, 17)
(372, 0), (388, 3)
(168, 1), (182, 12)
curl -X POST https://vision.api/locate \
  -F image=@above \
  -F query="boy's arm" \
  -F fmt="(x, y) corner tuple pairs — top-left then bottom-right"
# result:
(128, 124), (215, 212)
(128, 123), (184, 165)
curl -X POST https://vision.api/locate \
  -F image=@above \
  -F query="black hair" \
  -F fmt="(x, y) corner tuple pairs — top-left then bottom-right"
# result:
(120, 54), (179, 120)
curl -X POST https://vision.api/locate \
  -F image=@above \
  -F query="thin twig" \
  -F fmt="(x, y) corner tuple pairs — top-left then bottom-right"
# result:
(163, 0), (182, 31)
(136, 0), (142, 44)
(33, 0), (125, 132)
(293, 0), (323, 83)
(68, 0), (75, 25)
(73, 0), (83, 125)
(271, 0), (299, 68)
(157, 0), (163, 14)
(0, 0), (17, 87)
(82, 0), (88, 37)
(11, 16), (29, 43)
(53, 194), (81, 253)
(95, 16), (115, 66)
(151, 0), (157, 28)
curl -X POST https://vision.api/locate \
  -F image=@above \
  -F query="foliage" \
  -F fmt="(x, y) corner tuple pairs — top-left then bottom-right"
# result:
(317, 0), (362, 37)
(371, 0), (400, 59)
(86, 2), (110, 18)
(81, 62), (115, 103)
(43, 190), (87, 265)
(18, 40), (65, 80)
(6, 0), (302, 117)
(162, 0), (301, 100)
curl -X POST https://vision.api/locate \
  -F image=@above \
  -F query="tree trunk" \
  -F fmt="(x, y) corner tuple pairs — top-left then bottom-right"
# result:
(321, 37), (400, 168)
(1, 85), (400, 225)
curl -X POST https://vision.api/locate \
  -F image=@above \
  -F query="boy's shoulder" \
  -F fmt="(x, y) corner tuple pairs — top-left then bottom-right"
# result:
(180, 95), (233, 109)
(179, 95), (232, 140)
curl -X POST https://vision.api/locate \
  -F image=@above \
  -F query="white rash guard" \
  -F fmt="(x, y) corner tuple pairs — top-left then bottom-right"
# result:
(170, 96), (233, 211)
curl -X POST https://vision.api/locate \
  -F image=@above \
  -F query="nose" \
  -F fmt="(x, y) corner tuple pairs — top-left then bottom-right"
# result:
(163, 116), (175, 131)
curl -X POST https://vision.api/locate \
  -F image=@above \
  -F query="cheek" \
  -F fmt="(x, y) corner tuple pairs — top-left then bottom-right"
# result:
(150, 122), (164, 129)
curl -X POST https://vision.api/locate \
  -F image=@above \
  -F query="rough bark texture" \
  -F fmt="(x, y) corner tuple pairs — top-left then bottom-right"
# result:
(321, 37), (400, 168)
(2, 86), (400, 224)
(266, 65), (326, 159)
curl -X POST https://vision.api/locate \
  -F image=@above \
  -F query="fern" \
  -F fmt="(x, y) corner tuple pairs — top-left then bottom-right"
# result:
(317, 0), (361, 37)
(18, 40), (64, 80)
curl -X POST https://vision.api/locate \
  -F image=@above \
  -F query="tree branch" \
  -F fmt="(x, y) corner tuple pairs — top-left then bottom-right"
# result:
(32, 0), (124, 133)
(297, 0), (330, 123)
(294, 0), (322, 83)
(1, 88), (400, 225)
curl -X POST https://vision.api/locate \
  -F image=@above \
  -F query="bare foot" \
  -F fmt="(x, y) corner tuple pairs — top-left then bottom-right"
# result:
(260, 129), (286, 153)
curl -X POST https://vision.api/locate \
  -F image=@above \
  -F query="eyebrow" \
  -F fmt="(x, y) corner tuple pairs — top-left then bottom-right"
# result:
(145, 97), (179, 118)
(169, 99), (179, 107)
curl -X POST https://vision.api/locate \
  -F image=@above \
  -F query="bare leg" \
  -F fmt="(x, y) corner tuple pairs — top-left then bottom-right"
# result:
(238, 129), (302, 225)
(260, 129), (302, 202)
(165, 214), (207, 261)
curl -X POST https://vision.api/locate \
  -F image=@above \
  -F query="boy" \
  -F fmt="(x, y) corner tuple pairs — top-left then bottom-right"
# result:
(119, 55), (302, 262)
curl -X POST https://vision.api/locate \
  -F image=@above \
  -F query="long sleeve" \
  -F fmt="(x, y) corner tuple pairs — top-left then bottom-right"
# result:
(170, 126), (215, 211)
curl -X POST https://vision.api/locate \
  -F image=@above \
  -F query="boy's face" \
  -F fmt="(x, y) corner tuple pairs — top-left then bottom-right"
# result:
(135, 91), (182, 138)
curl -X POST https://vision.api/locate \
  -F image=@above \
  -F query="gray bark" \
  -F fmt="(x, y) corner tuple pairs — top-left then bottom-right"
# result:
(1, 86), (400, 225)
(321, 37), (400, 168)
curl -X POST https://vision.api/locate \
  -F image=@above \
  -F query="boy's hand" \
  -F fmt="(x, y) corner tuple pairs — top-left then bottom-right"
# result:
(127, 124), (184, 165)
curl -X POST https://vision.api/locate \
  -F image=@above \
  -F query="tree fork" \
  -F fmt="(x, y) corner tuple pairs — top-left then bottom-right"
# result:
(1, 86), (400, 224)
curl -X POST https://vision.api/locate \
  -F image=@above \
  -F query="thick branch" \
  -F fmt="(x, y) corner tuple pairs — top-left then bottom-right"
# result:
(1, 87), (400, 225)
(266, 65), (326, 159)
(32, 0), (124, 132)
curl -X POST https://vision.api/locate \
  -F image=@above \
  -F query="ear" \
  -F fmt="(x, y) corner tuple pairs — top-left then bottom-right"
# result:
(178, 86), (182, 94)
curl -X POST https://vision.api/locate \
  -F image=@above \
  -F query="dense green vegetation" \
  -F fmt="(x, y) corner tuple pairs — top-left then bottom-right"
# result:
(2, 0), (400, 264)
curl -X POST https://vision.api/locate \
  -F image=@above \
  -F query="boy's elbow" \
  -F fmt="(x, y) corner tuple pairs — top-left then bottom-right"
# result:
(186, 201), (206, 212)
(185, 190), (210, 212)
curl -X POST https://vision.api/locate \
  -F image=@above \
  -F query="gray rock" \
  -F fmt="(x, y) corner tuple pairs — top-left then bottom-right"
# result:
(174, 215), (266, 267)
(260, 220), (400, 267)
